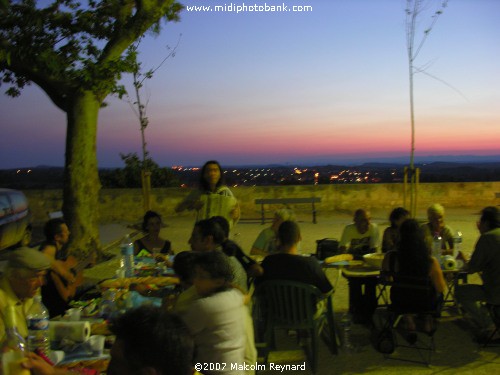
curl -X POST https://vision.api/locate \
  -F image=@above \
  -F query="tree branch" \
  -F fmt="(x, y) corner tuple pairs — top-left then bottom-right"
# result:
(0, 44), (70, 110)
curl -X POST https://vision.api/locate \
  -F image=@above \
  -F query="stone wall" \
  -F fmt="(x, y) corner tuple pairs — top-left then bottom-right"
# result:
(24, 181), (500, 224)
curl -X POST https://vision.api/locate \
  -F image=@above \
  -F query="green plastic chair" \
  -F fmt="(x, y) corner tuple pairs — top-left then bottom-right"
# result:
(254, 280), (338, 374)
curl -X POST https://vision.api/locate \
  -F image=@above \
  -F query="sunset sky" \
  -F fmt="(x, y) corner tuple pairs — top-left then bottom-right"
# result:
(1, 0), (499, 168)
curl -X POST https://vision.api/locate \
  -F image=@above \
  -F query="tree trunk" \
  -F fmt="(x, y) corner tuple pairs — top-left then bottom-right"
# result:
(62, 91), (102, 259)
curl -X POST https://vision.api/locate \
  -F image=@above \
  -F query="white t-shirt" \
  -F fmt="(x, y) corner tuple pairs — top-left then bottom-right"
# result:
(340, 223), (380, 258)
(182, 289), (247, 374)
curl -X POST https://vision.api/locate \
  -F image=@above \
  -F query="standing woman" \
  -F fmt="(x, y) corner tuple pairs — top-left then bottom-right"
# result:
(175, 160), (240, 227)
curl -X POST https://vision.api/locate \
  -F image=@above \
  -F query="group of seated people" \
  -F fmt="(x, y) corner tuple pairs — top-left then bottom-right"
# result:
(2, 203), (498, 374)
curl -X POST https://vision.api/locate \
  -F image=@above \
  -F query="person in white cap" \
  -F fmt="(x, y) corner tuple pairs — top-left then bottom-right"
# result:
(0, 247), (51, 341)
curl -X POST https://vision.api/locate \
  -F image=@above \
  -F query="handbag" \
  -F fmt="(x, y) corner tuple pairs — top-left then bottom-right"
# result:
(315, 238), (340, 260)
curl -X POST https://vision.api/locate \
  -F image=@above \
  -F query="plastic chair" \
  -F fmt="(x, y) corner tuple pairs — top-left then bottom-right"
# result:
(381, 275), (442, 366)
(254, 280), (338, 374)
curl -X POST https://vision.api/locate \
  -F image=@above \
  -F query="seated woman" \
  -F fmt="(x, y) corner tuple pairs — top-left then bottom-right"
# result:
(180, 251), (253, 374)
(250, 208), (295, 256)
(134, 211), (172, 258)
(382, 207), (409, 253)
(382, 219), (446, 332)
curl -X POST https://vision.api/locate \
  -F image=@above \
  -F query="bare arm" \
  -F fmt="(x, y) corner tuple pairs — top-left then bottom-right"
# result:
(23, 352), (71, 375)
(40, 245), (75, 284)
(250, 247), (268, 256)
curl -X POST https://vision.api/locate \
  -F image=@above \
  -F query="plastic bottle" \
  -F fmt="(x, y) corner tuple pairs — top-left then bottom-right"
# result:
(453, 230), (462, 258)
(432, 234), (442, 263)
(26, 295), (51, 356)
(99, 289), (117, 320)
(340, 313), (355, 353)
(1, 305), (30, 375)
(120, 234), (134, 278)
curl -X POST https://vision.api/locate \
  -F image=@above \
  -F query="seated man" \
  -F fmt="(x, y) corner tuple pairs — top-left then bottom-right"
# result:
(24, 305), (198, 375)
(188, 218), (248, 293)
(256, 220), (333, 297)
(0, 247), (51, 341)
(250, 208), (295, 256)
(212, 216), (264, 280)
(339, 209), (380, 324)
(456, 206), (500, 342)
(420, 203), (455, 255)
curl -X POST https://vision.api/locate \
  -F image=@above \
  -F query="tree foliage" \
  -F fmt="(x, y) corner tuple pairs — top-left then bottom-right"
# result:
(0, 0), (182, 105)
(100, 152), (179, 188)
(0, 0), (183, 256)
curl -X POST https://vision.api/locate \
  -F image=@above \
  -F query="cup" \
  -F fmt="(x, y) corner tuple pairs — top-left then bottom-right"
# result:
(88, 335), (105, 357)
(65, 308), (81, 321)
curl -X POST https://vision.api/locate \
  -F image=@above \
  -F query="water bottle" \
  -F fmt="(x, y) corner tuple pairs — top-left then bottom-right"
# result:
(340, 313), (355, 353)
(432, 234), (442, 263)
(453, 230), (462, 258)
(26, 295), (50, 356)
(120, 234), (134, 278)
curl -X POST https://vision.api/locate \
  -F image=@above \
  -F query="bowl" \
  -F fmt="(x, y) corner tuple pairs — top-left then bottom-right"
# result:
(363, 253), (385, 268)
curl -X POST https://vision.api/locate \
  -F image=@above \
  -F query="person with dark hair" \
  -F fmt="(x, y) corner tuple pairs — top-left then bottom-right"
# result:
(256, 221), (332, 295)
(339, 209), (380, 324)
(382, 219), (446, 332)
(39, 218), (84, 318)
(107, 306), (195, 375)
(455, 206), (500, 341)
(188, 218), (247, 293)
(23, 306), (199, 375)
(181, 251), (251, 374)
(175, 160), (240, 228)
(382, 207), (410, 253)
(173, 251), (198, 287)
(39, 218), (75, 284)
(170, 251), (200, 314)
(134, 210), (172, 258)
(212, 216), (263, 279)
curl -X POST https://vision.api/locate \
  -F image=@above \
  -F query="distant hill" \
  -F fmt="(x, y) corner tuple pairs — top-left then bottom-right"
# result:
(1, 161), (499, 189)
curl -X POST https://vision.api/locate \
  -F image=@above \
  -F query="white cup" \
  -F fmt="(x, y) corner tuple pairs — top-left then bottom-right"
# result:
(88, 335), (105, 357)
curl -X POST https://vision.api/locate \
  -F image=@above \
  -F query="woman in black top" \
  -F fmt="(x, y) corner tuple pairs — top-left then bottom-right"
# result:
(134, 211), (172, 257)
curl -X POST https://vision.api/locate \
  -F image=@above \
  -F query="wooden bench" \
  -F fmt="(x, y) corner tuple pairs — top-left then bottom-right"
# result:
(254, 197), (322, 224)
